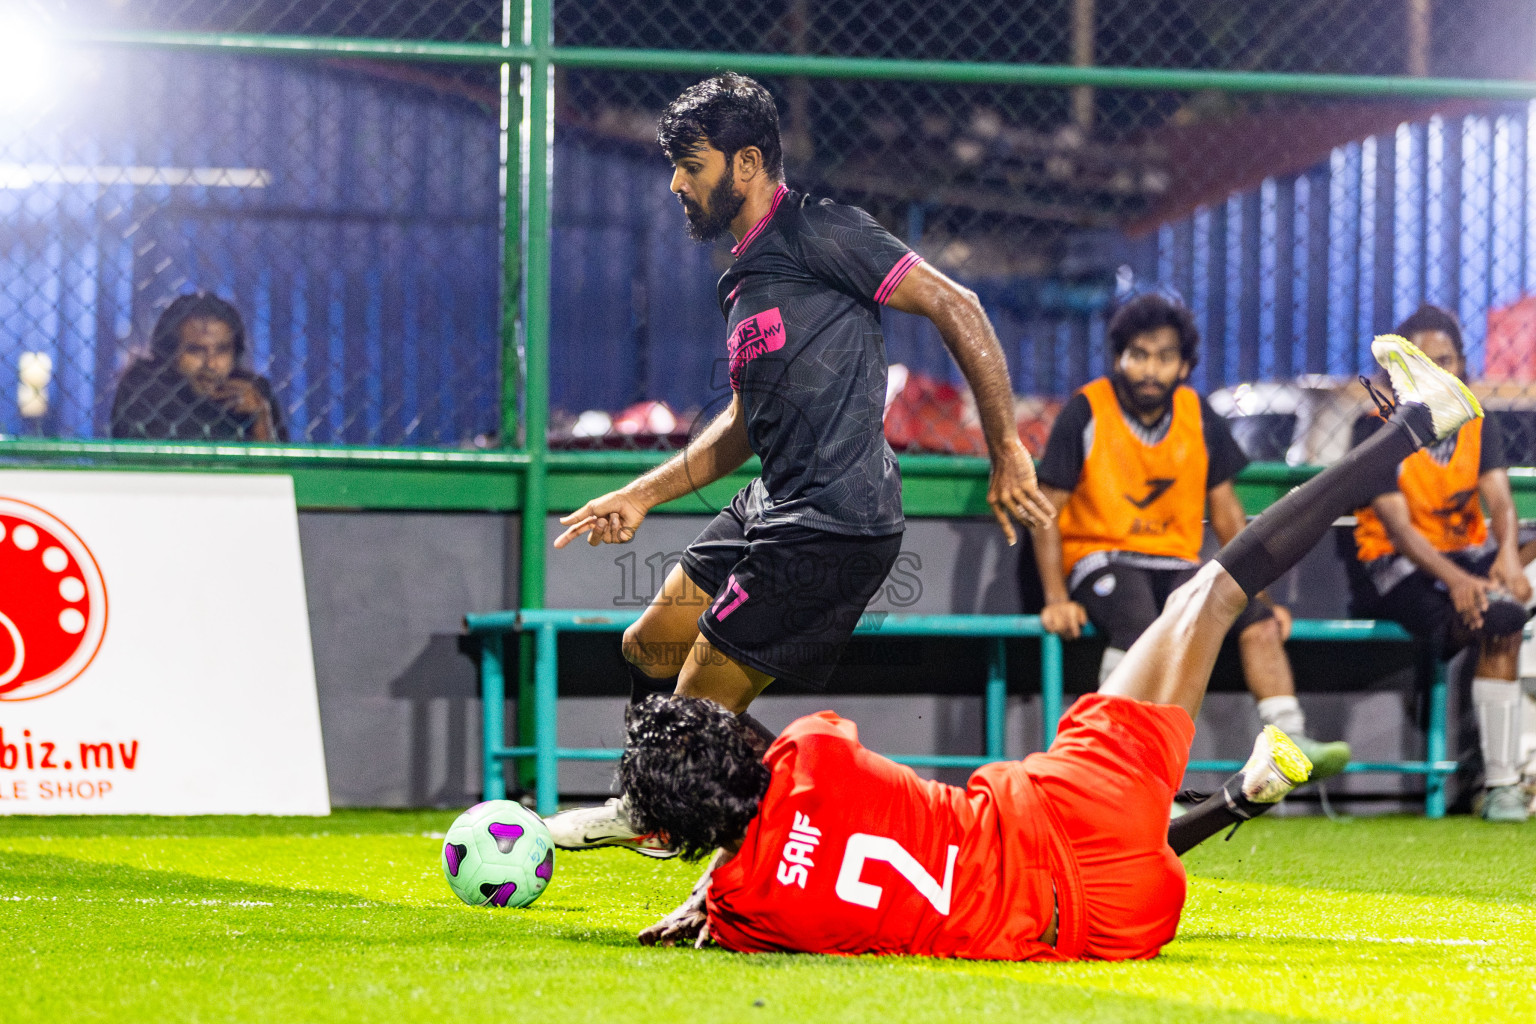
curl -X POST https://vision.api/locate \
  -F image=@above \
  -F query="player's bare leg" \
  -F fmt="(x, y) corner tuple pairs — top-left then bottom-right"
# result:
(626, 564), (777, 726)
(677, 636), (774, 713)
(1238, 616), (1294, 702)
(1238, 617), (1350, 780)
(546, 564), (776, 855)
(622, 562), (713, 703)
(1098, 562), (1247, 718)
(1101, 334), (1482, 852)
(542, 565), (704, 858)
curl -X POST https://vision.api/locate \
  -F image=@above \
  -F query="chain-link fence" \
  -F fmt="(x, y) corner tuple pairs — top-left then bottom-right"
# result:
(5, 0), (1536, 461)
(0, 39), (501, 445)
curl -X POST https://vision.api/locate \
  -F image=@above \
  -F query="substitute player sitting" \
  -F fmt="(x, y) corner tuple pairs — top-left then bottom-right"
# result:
(620, 335), (1479, 959)
(546, 73), (1052, 854)
(1030, 293), (1350, 778)
(1350, 305), (1532, 822)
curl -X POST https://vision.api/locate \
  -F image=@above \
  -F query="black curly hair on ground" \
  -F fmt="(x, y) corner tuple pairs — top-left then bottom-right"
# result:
(1108, 292), (1201, 370)
(619, 695), (771, 862)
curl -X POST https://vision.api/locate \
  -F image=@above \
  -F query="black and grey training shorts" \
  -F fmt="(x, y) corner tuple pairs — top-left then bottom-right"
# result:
(679, 495), (902, 689)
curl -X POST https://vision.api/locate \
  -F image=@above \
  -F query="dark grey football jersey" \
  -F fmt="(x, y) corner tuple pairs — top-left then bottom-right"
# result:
(716, 187), (922, 536)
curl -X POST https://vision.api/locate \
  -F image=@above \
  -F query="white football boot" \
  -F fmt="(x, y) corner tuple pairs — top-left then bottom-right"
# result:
(1371, 334), (1483, 442)
(543, 796), (677, 859)
(1239, 725), (1314, 805)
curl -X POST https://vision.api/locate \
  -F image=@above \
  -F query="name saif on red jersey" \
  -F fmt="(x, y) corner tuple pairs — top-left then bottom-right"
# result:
(705, 712), (1066, 961)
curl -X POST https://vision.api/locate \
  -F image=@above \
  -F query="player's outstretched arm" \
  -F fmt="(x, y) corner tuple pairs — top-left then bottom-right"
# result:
(884, 262), (1053, 542)
(554, 395), (753, 548)
(637, 849), (727, 948)
(1030, 484), (1089, 638)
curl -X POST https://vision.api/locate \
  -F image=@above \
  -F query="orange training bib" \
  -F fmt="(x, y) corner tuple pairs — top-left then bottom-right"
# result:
(1058, 378), (1209, 575)
(1354, 418), (1486, 561)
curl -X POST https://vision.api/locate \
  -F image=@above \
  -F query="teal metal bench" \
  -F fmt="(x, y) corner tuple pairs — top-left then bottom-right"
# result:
(464, 610), (1456, 817)
(1183, 619), (1455, 817)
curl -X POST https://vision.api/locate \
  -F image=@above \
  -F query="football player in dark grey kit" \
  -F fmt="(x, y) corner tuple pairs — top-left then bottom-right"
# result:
(547, 73), (1053, 854)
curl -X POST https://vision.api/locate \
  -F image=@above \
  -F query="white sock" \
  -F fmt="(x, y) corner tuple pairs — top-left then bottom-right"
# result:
(1472, 677), (1523, 788)
(1520, 688), (1536, 778)
(1099, 647), (1126, 685)
(1256, 695), (1306, 739)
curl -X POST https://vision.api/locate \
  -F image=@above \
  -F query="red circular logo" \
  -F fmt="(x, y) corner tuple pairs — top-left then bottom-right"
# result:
(0, 497), (108, 701)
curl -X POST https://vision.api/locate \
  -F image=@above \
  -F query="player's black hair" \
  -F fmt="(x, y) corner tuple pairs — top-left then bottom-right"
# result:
(1108, 292), (1201, 371)
(619, 695), (771, 861)
(147, 292), (248, 364)
(1394, 303), (1464, 360)
(657, 73), (784, 180)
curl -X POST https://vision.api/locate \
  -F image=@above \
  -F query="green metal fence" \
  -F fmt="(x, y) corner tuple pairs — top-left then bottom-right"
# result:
(4, 0), (1536, 619)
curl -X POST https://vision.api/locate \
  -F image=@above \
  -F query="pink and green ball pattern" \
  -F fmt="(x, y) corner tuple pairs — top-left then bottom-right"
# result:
(440, 799), (555, 909)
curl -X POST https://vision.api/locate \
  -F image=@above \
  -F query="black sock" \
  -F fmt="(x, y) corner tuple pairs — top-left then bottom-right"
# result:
(1167, 773), (1277, 856)
(627, 662), (677, 706)
(1214, 403), (1433, 599)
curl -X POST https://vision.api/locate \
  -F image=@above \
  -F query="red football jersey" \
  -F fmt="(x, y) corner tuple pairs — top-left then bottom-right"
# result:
(706, 712), (1075, 960)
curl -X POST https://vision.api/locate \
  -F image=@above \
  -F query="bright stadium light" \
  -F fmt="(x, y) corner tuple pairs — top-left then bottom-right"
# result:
(0, 11), (57, 114)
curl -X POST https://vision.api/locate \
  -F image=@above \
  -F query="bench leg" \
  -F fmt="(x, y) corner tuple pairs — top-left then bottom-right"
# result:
(534, 623), (561, 816)
(986, 639), (1006, 761)
(1041, 632), (1063, 749)
(481, 634), (506, 802)
(1425, 660), (1448, 820)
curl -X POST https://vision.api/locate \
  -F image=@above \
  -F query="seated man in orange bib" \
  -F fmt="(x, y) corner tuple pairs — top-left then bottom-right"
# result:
(1350, 304), (1532, 822)
(1029, 293), (1349, 778)
(619, 336), (1479, 959)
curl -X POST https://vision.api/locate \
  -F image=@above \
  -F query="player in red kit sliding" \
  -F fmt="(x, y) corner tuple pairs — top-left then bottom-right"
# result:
(618, 335), (1483, 960)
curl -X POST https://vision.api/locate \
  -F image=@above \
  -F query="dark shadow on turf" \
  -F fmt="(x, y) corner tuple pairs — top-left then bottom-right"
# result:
(0, 850), (636, 948)
(0, 809), (450, 839)
(0, 848), (430, 908)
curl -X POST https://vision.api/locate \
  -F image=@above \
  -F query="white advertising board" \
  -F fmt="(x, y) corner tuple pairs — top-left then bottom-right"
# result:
(0, 471), (329, 814)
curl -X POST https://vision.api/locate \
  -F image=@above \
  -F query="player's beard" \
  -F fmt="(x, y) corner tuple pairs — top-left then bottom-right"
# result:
(680, 164), (746, 242)
(1112, 370), (1174, 419)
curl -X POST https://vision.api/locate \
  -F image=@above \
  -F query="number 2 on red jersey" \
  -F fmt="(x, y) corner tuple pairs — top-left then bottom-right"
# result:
(834, 834), (959, 915)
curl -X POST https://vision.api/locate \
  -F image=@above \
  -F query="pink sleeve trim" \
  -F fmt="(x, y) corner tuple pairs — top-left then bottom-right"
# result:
(875, 251), (924, 305)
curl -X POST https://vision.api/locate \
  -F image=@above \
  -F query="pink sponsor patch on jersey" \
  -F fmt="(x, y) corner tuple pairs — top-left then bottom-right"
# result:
(727, 306), (786, 388)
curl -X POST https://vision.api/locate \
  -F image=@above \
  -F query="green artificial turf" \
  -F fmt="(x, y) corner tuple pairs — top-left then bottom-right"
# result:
(1, 812), (1532, 1023)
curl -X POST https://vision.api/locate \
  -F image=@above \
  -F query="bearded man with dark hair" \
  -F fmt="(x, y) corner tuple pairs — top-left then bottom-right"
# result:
(547, 73), (1054, 860)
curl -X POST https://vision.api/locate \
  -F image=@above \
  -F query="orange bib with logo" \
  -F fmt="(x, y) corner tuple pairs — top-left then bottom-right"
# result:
(1353, 418), (1486, 561)
(1058, 378), (1209, 574)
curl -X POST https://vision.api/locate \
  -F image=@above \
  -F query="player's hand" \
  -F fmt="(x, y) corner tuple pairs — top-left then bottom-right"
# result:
(637, 850), (721, 948)
(1041, 600), (1088, 639)
(987, 442), (1054, 545)
(208, 377), (270, 417)
(638, 905), (708, 947)
(637, 876), (710, 947)
(1489, 551), (1534, 605)
(1447, 571), (1492, 631)
(554, 489), (649, 548)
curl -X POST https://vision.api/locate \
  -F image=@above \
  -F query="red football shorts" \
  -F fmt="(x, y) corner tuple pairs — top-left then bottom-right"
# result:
(1025, 692), (1196, 960)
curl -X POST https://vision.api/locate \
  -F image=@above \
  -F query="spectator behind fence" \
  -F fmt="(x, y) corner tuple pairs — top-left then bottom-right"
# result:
(110, 293), (286, 442)
(1349, 304), (1532, 822)
(1027, 293), (1352, 780)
